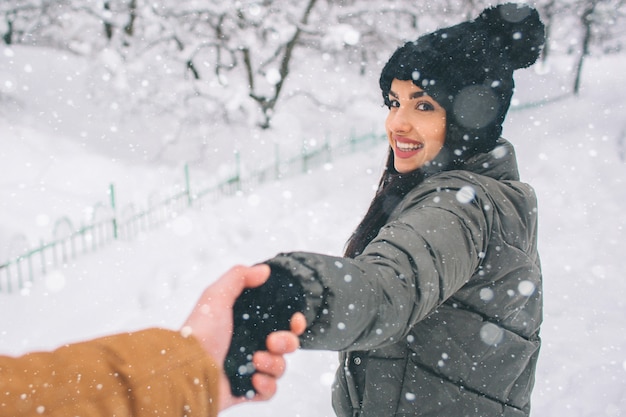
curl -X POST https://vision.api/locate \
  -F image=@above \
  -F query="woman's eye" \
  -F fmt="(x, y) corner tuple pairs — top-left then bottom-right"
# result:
(416, 102), (435, 111)
(385, 98), (400, 110)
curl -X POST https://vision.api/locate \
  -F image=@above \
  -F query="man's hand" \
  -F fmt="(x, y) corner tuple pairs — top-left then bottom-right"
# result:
(181, 264), (306, 411)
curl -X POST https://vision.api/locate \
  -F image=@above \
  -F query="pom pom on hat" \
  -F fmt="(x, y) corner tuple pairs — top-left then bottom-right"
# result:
(478, 3), (545, 70)
(380, 3), (545, 162)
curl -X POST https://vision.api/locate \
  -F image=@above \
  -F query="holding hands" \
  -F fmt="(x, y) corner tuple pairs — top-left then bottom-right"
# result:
(182, 264), (307, 411)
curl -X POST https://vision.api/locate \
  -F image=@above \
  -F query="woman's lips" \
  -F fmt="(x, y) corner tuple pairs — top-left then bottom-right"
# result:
(394, 138), (424, 158)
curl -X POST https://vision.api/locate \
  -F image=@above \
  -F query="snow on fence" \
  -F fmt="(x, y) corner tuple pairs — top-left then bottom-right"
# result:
(0, 131), (385, 294)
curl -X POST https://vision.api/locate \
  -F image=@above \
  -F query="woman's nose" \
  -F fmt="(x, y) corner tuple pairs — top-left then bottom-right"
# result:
(388, 107), (411, 133)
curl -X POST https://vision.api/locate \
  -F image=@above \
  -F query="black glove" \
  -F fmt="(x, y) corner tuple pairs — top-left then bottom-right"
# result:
(224, 265), (306, 397)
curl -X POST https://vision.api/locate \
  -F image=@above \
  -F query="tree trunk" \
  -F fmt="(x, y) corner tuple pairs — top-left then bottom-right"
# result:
(124, 0), (137, 36)
(2, 18), (12, 45)
(541, 0), (556, 64)
(248, 0), (319, 129)
(573, 1), (596, 95)
(103, 1), (114, 40)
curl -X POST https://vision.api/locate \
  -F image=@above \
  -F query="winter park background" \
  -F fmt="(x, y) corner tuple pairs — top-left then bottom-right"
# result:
(1, 2), (626, 416)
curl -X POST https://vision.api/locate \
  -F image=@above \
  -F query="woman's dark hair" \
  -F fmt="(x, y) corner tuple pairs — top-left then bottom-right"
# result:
(344, 149), (425, 258)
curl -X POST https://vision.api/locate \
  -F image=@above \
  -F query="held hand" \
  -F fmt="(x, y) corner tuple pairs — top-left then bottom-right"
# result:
(243, 312), (306, 401)
(181, 264), (306, 411)
(224, 264), (307, 397)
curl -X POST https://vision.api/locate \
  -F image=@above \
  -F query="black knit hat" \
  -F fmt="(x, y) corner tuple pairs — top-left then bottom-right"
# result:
(380, 3), (545, 163)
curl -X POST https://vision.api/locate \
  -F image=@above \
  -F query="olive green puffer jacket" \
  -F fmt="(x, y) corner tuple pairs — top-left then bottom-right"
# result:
(266, 139), (542, 417)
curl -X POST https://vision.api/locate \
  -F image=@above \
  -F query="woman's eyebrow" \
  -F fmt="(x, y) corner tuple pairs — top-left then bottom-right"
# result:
(388, 90), (427, 99)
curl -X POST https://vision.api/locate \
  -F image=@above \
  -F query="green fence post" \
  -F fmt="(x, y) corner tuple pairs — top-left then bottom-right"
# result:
(40, 239), (46, 276)
(234, 151), (241, 192)
(325, 133), (331, 163)
(302, 140), (308, 174)
(184, 163), (192, 206)
(350, 128), (356, 151)
(5, 263), (11, 293)
(27, 253), (34, 284)
(109, 184), (118, 240)
(16, 257), (23, 290)
(80, 223), (88, 255)
(275, 144), (280, 180)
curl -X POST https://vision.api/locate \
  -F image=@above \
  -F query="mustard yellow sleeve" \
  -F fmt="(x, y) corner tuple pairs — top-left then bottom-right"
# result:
(0, 328), (221, 417)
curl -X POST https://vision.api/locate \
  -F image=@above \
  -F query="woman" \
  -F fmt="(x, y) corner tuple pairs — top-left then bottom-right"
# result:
(228, 3), (545, 416)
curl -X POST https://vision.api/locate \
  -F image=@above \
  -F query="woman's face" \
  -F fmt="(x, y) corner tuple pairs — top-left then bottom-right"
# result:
(385, 79), (447, 173)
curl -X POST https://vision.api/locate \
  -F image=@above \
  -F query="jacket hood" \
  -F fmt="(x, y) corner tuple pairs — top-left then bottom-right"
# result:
(423, 137), (520, 182)
(459, 137), (520, 181)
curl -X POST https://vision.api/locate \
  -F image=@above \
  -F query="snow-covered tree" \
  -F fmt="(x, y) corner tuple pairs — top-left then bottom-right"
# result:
(2, 0), (625, 134)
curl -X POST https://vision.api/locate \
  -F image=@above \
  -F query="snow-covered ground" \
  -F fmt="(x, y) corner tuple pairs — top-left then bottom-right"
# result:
(1, 45), (625, 417)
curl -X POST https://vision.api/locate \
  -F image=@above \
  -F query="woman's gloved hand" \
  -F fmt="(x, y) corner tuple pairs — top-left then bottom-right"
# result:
(224, 264), (306, 398)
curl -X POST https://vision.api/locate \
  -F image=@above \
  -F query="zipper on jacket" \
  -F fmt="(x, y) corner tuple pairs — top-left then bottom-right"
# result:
(343, 352), (363, 417)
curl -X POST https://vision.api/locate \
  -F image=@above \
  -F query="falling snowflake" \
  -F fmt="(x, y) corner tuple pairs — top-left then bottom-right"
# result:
(518, 280), (536, 296)
(456, 186), (476, 204)
(480, 322), (504, 346)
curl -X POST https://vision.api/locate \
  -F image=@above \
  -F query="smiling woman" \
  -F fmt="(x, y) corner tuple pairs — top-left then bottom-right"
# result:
(222, 3), (547, 417)
(385, 80), (447, 173)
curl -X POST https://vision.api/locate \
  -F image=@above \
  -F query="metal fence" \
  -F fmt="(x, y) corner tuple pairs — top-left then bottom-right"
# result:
(0, 131), (385, 293)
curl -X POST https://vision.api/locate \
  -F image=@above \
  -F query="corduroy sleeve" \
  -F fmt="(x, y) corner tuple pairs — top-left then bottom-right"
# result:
(0, 328), (220, 417)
